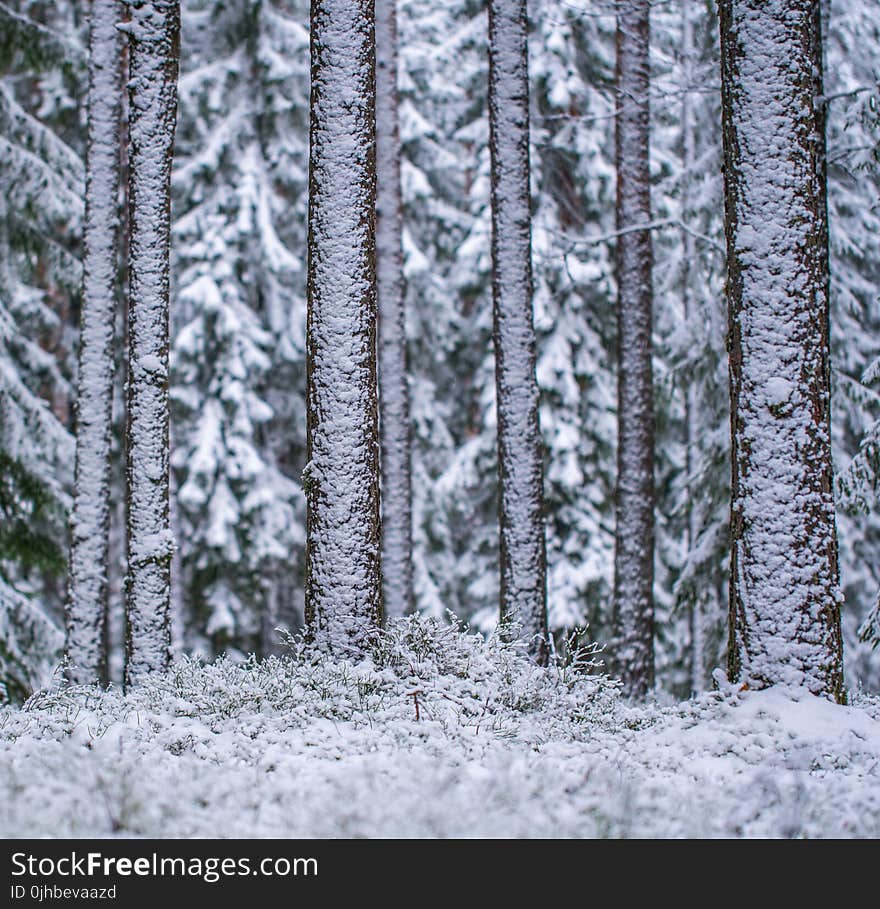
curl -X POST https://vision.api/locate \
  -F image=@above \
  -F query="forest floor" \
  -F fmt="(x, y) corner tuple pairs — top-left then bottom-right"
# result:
(1, 617), (879, 838)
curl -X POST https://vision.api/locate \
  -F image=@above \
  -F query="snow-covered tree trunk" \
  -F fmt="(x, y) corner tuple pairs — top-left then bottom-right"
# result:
(720, 0), (845, 701)
(123, 0), (180, 687)
(612, 0), (655, 697)
(679, 0), (704, 697)
(487, 0), (548, 663)
(65, 0), (123, 685)
(376, 0), (413, 619)
(304, 0), (382, 651)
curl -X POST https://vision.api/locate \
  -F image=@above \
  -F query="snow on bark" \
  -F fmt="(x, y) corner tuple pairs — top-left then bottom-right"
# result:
(720, 0), (845, 701)
(679, 1), (706, 697)
(122, 0), (180, 687)
(305, 0), (382, 651)
(65, 0), (123, 686)
(612, 0), (655, 697)
(376, 0), (413, 619)
(487, 0), (548, 662)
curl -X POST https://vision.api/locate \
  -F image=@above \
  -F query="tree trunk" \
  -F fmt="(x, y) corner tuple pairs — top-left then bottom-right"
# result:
(612, 0), (655, 697)
(304, 0), (382, 652)
(376, 0), (413, 620)
(66, 0), (123, 686)
(720, 0), (845, 701)
(123, 0), (180, 687)
(487, 0), (549, 663)
(680, 0), (702, 697)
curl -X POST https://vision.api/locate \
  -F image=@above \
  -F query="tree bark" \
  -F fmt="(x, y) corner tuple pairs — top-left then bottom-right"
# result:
(720, 0), (845, 701)
(612, 0), (655, 697)
(487, 0), (549, 663)
(304, 0), (382, 652)
(66, 0), (123, 686)
(680, 0), (703, 697)
(123, 0), (180, 687)
(376, 0), (413, 620)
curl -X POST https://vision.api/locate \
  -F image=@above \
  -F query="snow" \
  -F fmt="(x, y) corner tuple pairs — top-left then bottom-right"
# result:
(765, 376), (794, 408)
(1, 618), (878, 838)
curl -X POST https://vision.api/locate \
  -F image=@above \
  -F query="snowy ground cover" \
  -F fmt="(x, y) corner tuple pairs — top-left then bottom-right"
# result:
(1, 616), (878, 838)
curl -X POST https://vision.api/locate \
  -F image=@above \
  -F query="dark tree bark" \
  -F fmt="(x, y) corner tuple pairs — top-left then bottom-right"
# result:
(123, 0), (180, 687)
(376, 0), (414, 620)
(487, 0), (549, 663)
(66, 0), (123, 685)
(304, 0), (382, 651)
(612, 0), (656, 698)
(720, 0), (845, 701)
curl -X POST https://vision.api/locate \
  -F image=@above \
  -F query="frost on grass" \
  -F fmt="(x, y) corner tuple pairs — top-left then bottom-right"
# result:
(1, 616), (878, 838)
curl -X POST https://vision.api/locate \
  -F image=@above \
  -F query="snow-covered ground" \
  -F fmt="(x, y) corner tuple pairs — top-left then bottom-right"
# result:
(1, 617), (878, 838)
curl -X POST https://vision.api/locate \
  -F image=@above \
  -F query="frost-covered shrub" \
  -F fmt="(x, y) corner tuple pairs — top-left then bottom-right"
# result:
(13, 614), (620, 739)
(2, 621), (879, 838)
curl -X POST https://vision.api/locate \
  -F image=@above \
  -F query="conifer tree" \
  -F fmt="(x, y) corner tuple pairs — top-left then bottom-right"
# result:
(376, 0), (413, 619)
(123, 0), (181, 686)
(0, 0), (84, 698)
(304, 0), (382, 650)
(170, 0), (306, 658)
(66, 0), (123, 685)
(487, 0), (548, 660)
(612, 0), (655, 697)
(720, 0), (845, 701)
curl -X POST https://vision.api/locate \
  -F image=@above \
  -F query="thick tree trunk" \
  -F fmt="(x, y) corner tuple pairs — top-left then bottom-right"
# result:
(123, 0), (180, 687)
(487, 0), (549, 663)
(304, 0), (382, 652)
(612, 0), (655, 697)
(720, 0), (845, 701)
(376, 0), (413, 620)
(66, 0), (123, 686)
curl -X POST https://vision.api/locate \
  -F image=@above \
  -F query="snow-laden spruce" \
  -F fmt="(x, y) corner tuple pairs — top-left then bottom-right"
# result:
(122, 0), (181, 687)
(612, 0), (656, 697)
(66, 0), (123, 687)
(0, 5), (81, 701)
(376, 0), (414, 619)
(305, 0), (382, 649)
(720, 0), (844, 700)
(487, 0), (549, 661)
(169, 0), (308, 658)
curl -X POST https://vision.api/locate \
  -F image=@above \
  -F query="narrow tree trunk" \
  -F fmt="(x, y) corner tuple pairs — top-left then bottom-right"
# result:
(376, 0), (413, 619)
(304, 0), (382, 652)
(123, 0), (180, 687)
(487, 0), (548, 663)
(679, 0), (703, 697)
(720, 0), (845, 701)
(65, 0), (123, 685)
(612, 0), (655, 697)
